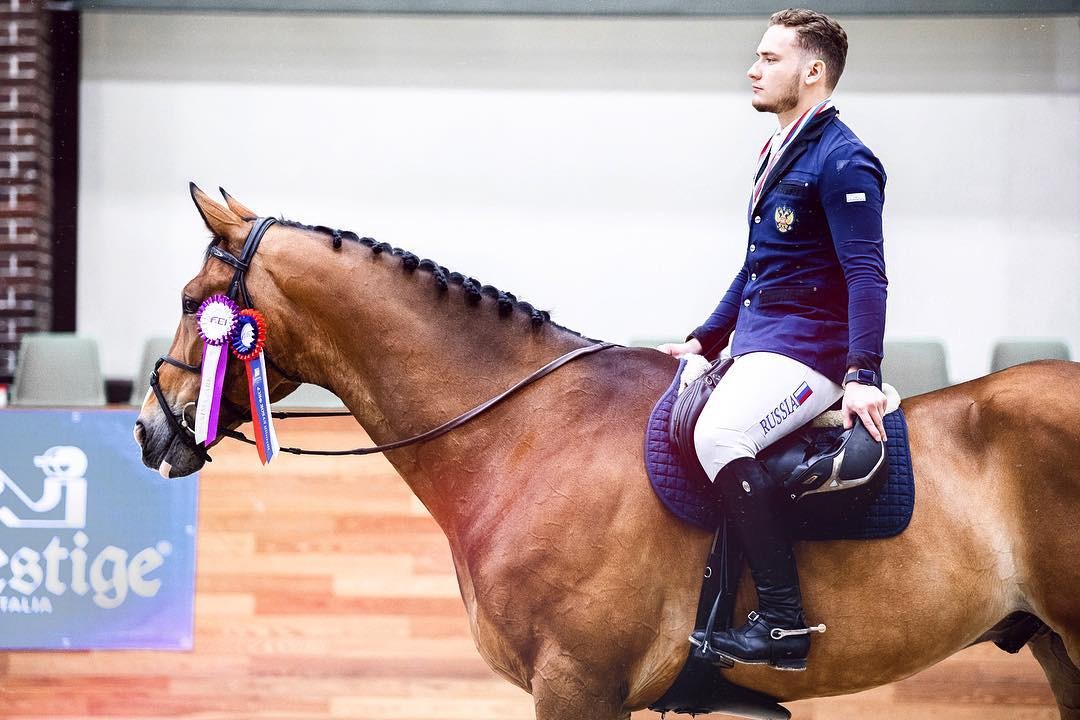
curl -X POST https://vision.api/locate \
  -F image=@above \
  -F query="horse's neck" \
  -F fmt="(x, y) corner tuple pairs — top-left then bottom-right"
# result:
(267, 234), (590, 527)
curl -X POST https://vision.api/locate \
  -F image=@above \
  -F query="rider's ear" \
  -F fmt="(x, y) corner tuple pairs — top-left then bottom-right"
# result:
(805, 58), (826, 86)
(219, 187), (257, 220)
(189, 182), (243, 237)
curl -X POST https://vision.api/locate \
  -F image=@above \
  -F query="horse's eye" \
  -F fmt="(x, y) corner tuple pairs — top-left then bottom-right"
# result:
(182, 296), (200, 315)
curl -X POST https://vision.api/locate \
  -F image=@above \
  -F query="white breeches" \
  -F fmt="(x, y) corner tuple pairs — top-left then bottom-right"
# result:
(693, 351), (844, 482)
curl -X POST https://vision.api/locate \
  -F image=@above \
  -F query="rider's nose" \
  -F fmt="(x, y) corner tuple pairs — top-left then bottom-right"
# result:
(133, 420), (147, 449)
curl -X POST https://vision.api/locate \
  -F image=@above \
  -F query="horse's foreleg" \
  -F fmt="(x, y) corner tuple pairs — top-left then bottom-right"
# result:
(1030, 626), (1080, 720)
(530, 651), (630, 720)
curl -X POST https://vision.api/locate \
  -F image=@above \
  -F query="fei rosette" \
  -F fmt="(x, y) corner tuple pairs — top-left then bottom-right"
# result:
(193, 294), (240, 445)
(230, 309), (280, 464)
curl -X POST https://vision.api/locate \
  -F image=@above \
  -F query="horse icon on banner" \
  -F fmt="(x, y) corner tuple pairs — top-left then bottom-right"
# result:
(0, 446), (88, 529)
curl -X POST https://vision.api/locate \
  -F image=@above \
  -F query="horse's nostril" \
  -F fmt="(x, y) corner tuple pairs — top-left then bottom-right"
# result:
(134, 420), (147, 448)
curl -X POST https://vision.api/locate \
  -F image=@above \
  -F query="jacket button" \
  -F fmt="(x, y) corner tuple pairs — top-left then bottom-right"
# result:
(743, 299), (751, 307)
(749, 244), (756, 252)
(750, 273), (757, 281)
(754, 216), (761, 224)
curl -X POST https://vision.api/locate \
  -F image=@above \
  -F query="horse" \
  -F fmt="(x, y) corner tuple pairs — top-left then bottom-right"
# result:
(134, 185), (1080, 720)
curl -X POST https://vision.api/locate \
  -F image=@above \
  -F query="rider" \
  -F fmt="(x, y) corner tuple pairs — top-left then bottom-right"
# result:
(658, 8), (888, 671)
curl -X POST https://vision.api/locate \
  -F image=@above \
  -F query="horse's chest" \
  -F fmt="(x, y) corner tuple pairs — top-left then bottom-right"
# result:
(453, 559), (534, 692)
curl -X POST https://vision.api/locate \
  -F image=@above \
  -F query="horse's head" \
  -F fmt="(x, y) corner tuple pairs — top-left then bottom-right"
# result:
(134, 184), (301, 479)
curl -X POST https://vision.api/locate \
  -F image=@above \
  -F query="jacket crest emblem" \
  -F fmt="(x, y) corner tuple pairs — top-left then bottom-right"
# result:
(775, 205), (795, 233)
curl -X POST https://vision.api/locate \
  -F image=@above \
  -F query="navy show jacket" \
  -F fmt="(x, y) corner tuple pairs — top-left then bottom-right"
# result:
(690, 107), (887, 384)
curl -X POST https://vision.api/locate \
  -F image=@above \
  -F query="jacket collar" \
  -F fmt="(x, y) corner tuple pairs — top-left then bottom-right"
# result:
(749, 106), (838, 216)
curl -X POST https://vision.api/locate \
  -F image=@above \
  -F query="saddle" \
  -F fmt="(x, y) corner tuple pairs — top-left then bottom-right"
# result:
(670, 355), (898, 514)
(646, 356), (914, 718)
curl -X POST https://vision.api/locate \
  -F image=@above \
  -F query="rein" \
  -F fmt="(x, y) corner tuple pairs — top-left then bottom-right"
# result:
(149, 216), (616, 460)
(218, 341), (615, 457)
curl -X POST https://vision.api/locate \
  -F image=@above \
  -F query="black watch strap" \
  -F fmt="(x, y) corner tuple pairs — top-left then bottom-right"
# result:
(844, 368), (881, 389)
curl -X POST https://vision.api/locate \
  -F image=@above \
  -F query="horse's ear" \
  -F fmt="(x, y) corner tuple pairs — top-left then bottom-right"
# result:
(189, 182), (243, 237)
(219, 187), (257, 220)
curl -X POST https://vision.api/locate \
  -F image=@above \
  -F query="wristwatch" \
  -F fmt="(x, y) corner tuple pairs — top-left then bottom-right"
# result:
(843, 368), (881, 389)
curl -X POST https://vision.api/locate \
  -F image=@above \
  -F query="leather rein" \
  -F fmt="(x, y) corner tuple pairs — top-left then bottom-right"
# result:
(148, 216), (615, 462)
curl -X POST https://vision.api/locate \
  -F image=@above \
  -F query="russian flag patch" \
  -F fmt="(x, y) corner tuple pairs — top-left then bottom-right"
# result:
(794, 382), (814, 405)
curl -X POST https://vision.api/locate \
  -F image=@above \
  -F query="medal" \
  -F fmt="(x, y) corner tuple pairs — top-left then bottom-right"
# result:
(194, 295), (239, 445)
(750, 97), (834, 213)
(230, 309), (280, 464)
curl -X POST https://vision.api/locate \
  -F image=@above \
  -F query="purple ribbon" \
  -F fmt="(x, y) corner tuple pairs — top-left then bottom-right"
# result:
(194, 295), (240, 445)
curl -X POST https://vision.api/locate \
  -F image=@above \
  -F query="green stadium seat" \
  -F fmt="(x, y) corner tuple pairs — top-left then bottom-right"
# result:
(12, 333), (106, 407)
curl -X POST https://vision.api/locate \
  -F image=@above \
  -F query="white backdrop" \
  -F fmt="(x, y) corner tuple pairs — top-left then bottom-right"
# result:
(78, 12), (1080, 383)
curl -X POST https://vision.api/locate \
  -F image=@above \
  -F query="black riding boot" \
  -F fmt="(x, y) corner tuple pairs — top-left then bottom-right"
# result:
(690, 456), (822, 671)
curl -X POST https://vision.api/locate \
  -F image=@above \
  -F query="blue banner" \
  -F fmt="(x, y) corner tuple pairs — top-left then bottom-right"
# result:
(0, 409), (197, 650)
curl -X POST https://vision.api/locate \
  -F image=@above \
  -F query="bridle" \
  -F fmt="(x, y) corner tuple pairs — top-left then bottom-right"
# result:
(149, 217), (291, 462)
(148, 216), (615, 462)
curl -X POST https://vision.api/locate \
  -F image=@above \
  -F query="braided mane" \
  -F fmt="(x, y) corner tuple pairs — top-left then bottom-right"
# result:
(275, 218), (584, 336)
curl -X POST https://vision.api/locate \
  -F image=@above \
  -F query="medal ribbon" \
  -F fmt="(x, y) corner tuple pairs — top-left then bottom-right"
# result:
(231, 310), (279, 464)
(750, 97), (834, 211)
(194, 295), (240, 445)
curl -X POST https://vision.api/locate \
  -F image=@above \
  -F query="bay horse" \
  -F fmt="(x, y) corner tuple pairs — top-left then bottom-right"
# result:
(135, 186), (1080, 719)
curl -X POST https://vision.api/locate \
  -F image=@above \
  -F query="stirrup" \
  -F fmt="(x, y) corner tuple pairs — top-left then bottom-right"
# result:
(687, 632), (735, 668)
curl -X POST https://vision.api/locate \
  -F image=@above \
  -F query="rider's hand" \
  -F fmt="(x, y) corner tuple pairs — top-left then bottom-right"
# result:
(842, 380), (888, 443)
(656, 338), (703, 358)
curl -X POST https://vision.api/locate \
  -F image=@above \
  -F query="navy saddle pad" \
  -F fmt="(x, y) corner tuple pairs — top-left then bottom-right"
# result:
(644, 359), (915, 540)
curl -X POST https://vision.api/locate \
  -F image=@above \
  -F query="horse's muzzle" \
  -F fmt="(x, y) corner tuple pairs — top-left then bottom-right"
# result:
(134, 411), (208, 479)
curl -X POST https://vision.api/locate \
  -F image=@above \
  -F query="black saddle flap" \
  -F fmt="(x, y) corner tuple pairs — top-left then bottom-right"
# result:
(668, 357), (733, 484)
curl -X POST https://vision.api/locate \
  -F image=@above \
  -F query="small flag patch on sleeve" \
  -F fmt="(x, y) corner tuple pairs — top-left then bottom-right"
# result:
(794, 382), (814, 405)
(846, 192), (866, 203)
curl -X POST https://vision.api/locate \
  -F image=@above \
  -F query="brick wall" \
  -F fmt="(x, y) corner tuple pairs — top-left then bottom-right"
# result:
(0, 0), (53, 382)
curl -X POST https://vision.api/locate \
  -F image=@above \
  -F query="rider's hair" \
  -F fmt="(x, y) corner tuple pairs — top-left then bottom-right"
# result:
(769, 8), (848, 90)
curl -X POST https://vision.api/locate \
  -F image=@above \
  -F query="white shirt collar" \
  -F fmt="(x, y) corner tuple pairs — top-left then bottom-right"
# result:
(770, 118), (798, 158)
(770, 97), (833, 159)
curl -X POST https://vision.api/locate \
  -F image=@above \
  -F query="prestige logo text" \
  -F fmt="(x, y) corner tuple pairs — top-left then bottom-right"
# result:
(0, 446), (170, 613)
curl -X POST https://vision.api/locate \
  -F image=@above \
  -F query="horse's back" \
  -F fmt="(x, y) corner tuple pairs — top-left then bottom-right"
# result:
(977, 359), (1080, 455)
(901, 358), (1080, 458)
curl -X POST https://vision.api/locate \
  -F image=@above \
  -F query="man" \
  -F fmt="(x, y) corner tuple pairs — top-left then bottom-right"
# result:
(657, 8), (888, 671)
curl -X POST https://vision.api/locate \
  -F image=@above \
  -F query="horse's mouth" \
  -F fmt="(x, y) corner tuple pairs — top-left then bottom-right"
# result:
(135, 415), (208, 479)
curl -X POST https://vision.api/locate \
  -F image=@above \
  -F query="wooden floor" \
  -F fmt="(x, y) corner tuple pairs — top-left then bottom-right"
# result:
(0, 417), (1058, 719)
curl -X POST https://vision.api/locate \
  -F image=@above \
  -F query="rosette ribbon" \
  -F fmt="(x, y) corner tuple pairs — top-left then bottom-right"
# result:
(194, 295), (240, 445)
(230, 309), (280, 464)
